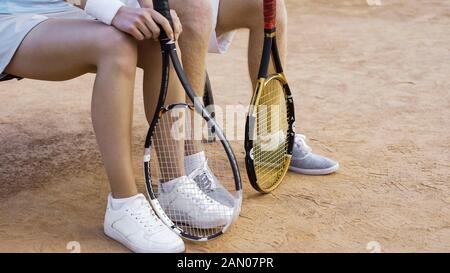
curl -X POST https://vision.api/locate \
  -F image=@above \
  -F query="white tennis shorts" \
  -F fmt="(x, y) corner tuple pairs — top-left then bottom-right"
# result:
(208, 0), (236, 54)
(115, 0), (237, 54)
(127, 0), (237, 54)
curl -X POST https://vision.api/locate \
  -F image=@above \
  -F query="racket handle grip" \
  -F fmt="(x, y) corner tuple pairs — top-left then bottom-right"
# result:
(264, 0), (276, 30)
(153, 0), (173, 41)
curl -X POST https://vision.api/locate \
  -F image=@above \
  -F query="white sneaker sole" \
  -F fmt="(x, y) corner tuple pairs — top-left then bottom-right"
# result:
(288, 163), (339, 175)
(165, 209), (232, 229)
(104, 225), (185, 253)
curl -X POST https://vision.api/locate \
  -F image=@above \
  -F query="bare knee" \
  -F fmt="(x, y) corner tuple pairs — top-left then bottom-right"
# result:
(95, 27), (138, 73)
(175, 0), (213, 40)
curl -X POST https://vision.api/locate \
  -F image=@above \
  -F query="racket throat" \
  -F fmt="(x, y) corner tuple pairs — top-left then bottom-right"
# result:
(264, 28), (277, 37)
(258, 36), (274, 78)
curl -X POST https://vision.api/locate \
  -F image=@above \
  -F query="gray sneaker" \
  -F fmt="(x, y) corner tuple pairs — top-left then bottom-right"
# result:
(289, 134), (339, 175)
(185, 152), (236, 208)
(188, 162), (236, 208)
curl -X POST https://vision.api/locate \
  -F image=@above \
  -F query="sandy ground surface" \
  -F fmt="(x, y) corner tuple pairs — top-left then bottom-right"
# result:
(1, 0), (449, 253)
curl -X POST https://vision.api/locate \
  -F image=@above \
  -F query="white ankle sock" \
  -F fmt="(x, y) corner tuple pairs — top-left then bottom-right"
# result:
(110, 194), (141, 210)
(184, 151), (206, 174)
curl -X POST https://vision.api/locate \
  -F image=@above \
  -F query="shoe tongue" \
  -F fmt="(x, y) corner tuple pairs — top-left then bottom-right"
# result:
(293, 135), (312, 159)
(293, 146), (309, 158)
(185, 151), (206, 174)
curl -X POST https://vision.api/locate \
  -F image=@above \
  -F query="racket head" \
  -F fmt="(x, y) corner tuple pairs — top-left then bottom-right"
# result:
(245, 73), (295, 193)
(144, 103), (242, 241)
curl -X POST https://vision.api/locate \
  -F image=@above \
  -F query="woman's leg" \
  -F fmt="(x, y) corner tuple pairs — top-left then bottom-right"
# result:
(5, 19), (139, 198)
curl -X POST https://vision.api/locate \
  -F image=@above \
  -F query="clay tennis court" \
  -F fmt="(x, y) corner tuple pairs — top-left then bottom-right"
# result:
(1, 0), (449, 252)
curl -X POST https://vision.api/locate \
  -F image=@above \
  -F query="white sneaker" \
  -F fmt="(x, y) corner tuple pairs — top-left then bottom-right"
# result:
(185, 152), (236, 208)
(158, 176), (234, 229)
(104, 193), (185, 253)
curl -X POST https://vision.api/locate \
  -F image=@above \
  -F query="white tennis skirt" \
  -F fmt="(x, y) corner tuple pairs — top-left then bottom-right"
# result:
(0, 6), (93, 74)
(0, 0), (235, 75)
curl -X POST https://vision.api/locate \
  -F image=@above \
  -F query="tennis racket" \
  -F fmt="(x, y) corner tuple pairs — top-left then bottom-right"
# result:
(144, 0), (242, 241)
(245, 0), (296, 193)
(203, 71), (216, 142)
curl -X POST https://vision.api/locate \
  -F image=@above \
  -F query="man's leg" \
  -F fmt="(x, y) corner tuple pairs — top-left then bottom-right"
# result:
(215, 0), (287, 87)
(141, 0), (212, 99)
(172, 0), (213, 95)
(140, 0), (213, 156)
(138, 41), (187, 181)
(215, 0), (339, 175)
(172, 0), (213, 155)
(6, 19), (139, 197)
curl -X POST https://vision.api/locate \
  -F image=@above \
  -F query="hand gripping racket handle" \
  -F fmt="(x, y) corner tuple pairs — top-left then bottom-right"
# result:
(264, 0), (276, 30)
(153, 0), (173, 41)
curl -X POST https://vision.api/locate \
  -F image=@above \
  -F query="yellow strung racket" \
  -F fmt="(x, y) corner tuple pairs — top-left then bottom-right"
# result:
(245, 0), (296, 193)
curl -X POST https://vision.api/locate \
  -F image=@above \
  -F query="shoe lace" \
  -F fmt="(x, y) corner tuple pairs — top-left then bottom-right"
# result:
(294, 134), (312, 158)
(191, 160), (215, 193)
(177, 177), (216, 207)
(127, 200), (164, 231)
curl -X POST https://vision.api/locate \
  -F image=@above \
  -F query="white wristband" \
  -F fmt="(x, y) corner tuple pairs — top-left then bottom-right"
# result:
(85, 0), (125, 25)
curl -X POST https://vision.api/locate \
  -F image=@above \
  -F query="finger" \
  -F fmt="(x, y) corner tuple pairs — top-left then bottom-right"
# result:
(170, 10), (182, 41)
(136, 20), (153, 40)
(129, 26), (145, 41)
(142, 10), (161, 40)
(151, 10), (174, 40)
